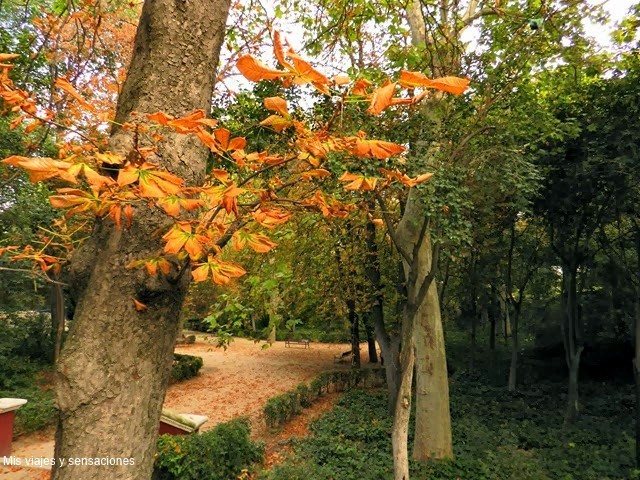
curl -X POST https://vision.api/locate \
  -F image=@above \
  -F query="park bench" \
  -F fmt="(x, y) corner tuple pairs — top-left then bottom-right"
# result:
(285, 339), (310, 348)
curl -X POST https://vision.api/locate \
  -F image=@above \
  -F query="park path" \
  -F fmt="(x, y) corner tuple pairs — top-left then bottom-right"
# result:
(1, 336), (349, 480)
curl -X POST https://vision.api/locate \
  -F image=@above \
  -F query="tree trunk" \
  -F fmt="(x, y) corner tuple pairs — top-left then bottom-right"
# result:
(364, 319), (378, 363)
(634, 227), (640, 466)
(52, 2), (230, 479)
(634, 290), (640, 466)
(412, 279), (451, 460)
(508, 305), (519, 392)
(499, 284), (511, 343)
(489, 306), (496, 352)
(364, 216), (400, 412)
(50, 273), (65, 365)
(391, 310), (415, 480)
(396, 190), (452, 463)
(348, 299), (361, 368)
(565, 350), (583, 423)
(562, 265), (583, 424)
(469, 304), (477, 373)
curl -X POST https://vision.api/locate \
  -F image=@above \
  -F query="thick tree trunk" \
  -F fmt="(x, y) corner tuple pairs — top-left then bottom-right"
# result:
(52, 2), (230, 479)
(412, 279), (451, 460)
(396, 191), (452, 464)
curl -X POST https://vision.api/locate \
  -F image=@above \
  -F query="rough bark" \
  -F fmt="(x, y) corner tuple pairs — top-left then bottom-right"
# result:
(52, 2), (230, 479)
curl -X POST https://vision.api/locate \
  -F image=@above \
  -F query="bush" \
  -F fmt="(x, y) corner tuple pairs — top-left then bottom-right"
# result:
(170, 354), (203, 383)
(0, 385), (56, 436)
(153, 417), (264, 480)
(0, 311), (53, 388)
(263, 369), (386, 429)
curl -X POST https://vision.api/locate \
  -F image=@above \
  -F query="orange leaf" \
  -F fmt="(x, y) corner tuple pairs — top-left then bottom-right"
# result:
(252, 208), (291, 228)
(237, 55), (293, 82)
(333, 75), (351, 86)
(339, 172), (378, 191)
(351, 135), (406, 159)
(191, 255), (246, 284)
(259, 114), (293, 132)
(300, 169), (331, 181)
(264, 97), (290, 117)
(233, 231), (277, 253)
(0, 53), (20, 62)
(352, 78), (372, 96)
(9, 115), (23, 129)
(55, 78), (95, 111)
(367, 81), (396, 115)
(398, 71), (470, 95)
(273, 31), (294, 71)
(191, 263), (210, 282)
(2, 156), (75, 183)
(124, 204), (133, 228)
(287, 52), (329, 86)
(133, 298), (148, 311)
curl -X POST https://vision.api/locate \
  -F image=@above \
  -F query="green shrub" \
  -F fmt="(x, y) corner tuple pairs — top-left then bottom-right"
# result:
(263, 369), (386, 429)
(0, 382), (57, 436)
(153, 417), (264, 480)
(0, 312), (53, 388)
(170, 354), (203, 383)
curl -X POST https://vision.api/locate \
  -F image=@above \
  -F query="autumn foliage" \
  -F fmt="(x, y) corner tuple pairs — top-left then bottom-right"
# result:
(0, 31), (469, 304)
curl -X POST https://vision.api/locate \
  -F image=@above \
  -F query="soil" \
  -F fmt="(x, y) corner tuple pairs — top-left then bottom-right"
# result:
(0, 336), (352, 480)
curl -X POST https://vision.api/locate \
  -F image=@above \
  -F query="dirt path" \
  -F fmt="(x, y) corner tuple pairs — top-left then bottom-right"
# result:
(1, 336), (350, 480)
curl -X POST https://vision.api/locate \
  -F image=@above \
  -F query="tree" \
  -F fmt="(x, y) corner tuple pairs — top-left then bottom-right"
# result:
(47, 2), (231, 479)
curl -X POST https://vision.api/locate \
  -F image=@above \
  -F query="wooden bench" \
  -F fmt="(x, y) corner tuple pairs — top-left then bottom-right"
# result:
(285, 339), (310, 348)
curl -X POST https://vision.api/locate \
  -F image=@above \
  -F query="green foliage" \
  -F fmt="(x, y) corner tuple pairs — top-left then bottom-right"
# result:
(263, 369), (386, 429)
(0, 311), (53, 388)
(153, 417), (264, 480)
(264, 378), (636, 480)
(7, 384), (56, 436)
(170, 354), (203, 383)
